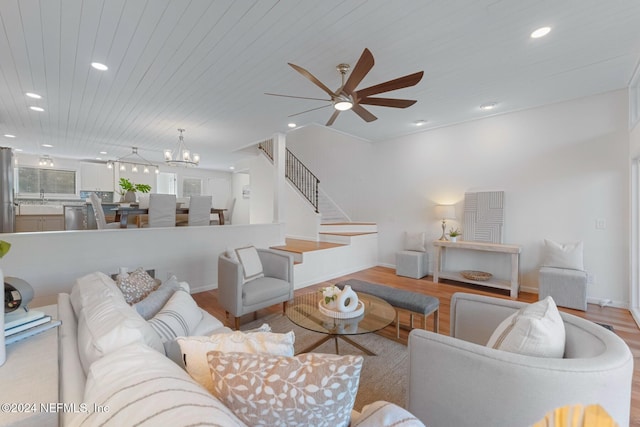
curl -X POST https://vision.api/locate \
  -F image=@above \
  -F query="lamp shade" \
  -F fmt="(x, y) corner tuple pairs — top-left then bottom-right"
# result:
(434, 204), (456, 220)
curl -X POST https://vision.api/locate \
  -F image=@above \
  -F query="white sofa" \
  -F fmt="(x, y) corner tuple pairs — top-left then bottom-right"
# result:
(407, 292), (634, 427)
(57, 272), (423, 427)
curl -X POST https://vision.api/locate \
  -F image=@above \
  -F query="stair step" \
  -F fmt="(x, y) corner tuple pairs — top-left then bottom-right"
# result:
(319, 232), (378, 237)
(270, 238), (346, 254)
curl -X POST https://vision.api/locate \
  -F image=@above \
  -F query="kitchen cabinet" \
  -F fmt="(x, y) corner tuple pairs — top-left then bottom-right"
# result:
(81, 163), (114, 192)
(15, 215), (65, 232)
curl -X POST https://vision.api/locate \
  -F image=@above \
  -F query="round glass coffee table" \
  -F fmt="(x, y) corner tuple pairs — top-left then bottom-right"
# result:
(286, 291), (396, 355)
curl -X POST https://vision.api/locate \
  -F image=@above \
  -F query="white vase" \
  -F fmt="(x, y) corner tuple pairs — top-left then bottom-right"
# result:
(450, 236), (458, 242)
(0, 268), (5, 366)
(337, 285), (359, 312)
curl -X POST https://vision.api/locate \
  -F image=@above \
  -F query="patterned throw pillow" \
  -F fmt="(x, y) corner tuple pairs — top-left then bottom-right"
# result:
(148, 290), (203, 343)
(207, 351), (363, 427)
(116, 267), (159, 304)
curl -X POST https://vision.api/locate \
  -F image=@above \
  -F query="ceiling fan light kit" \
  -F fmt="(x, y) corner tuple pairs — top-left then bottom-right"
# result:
(268, 48), (424, 126)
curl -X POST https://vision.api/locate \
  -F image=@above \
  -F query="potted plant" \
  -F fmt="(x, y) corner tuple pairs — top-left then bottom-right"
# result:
(118, 178), (151, 203)
(448, 228), (462, 242)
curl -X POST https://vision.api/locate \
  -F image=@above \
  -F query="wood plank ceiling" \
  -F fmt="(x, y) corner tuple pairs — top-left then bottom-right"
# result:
(0, 0), (639, 170)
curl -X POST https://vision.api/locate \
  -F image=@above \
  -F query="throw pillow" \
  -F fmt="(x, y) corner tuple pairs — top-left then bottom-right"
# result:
(404, 231), (426, 252)
(71, 343), (247, 427)
(352, 401), (426, 427)
(134, 275), (180, 320)
(207, 351), (363, 427)
(234, 245), (265, 282)
(148, 289), (203, 343)
(542, 239), (584, 271)
(177, 329), (295, 393)
(486, 296), (565, 358)
(116, 267), (159, 304)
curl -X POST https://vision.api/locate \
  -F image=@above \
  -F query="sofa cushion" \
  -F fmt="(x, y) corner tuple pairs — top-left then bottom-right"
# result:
(116, 267), (159, 304)
(69, 343), (247, 427)
(351, 401), (426, 427)
(177, 329), (295, 393)
(208, 351), (363, 427)
(134, 275), (180, 320)
(542, 239), (584, 271)
(148, 289), (203, 342)
(486, 296), (565, 358)
(74, 272), (164, 374)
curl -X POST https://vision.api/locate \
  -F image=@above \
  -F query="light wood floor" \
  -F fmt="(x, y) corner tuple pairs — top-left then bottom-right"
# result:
(193, 266), (640, 426)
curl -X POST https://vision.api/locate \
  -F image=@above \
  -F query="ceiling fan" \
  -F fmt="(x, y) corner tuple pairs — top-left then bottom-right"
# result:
(266, 48), (424, 126)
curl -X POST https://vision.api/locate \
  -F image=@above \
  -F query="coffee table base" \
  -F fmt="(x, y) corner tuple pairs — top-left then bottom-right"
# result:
(297, 334), (376, 356)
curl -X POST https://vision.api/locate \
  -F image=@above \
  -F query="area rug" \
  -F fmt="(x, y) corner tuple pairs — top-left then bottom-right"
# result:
(240, 313), (409, 412)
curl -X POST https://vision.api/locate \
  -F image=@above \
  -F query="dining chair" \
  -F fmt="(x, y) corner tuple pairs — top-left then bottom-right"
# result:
(147, 194), (177, 228)
(177, 195), (212, 226)
(89, 192), (120, 230)
(211, 197), (235, 225)
(135, 194), (150, 228)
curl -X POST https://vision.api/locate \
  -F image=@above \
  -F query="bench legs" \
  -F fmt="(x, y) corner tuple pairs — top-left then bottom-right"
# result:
(395, 308), (439, 338)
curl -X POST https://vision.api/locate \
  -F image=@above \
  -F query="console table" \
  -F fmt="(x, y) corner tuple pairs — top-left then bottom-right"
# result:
(432, 240), (522, 297)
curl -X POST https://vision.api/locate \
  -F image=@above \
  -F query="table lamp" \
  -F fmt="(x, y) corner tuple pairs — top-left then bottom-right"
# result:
(434, 204), (456, 241)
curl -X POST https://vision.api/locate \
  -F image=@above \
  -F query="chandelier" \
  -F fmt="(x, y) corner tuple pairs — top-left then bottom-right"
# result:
(38, 156), (54, 167)
(107, 147), (159, 174)
(164, 128), (199, 167)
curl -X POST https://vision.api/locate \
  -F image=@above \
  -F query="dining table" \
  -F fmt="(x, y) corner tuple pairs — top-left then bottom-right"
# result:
(110, 205), (226, 228)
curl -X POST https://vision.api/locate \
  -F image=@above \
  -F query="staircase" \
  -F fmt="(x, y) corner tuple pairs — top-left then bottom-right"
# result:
(258, 139), (378, 288)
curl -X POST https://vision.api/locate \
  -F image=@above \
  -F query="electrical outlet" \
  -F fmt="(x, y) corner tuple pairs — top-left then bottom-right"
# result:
(595, 218), (606, 229)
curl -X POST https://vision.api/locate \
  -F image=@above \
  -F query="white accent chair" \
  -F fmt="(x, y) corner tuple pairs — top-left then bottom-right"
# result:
(89, 193), (120, 229)
(147, 194), (176, 228)
(407, 293), (633, 427)
(177, 195), (211, 226)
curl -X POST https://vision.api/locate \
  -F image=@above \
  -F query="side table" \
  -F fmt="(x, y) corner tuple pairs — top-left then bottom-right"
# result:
(0, 304), (59, 427)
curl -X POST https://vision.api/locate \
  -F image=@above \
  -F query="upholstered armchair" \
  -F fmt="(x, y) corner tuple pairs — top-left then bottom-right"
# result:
(218, 248), (294, 329)
(407, 293), (633, 427)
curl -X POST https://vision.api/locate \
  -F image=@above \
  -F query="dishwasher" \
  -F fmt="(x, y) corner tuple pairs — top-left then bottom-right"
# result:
(64, 205), (87, 230)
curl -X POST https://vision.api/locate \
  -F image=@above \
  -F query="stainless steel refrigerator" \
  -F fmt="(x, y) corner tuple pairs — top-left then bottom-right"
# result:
(0, 147), (15, 233)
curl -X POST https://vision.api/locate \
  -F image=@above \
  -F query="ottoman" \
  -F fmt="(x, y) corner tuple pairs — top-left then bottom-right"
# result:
(539, 266), (587, 311)
(396, 250), (429, 279)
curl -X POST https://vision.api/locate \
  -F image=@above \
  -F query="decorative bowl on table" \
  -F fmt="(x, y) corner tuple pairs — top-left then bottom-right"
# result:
(460, 270), (493, 281)
(318, 285), (364, 319)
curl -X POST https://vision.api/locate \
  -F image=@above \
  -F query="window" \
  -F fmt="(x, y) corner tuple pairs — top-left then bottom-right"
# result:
(16, 167), (77, 196)
(182, 178), (202, 197)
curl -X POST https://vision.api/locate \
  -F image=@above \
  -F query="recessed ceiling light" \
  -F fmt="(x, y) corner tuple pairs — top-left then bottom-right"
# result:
(288, 123), (296, 128)
(414, 120), (427, 126)
(530, 26), (551, 39)
(229, 166), (235, 170)
(14, 148), (23, 152)
(42, 144), (53, 148)
(99, 151), (107, 155)
(479, 102), (498, 111)
(25, 92), (41, 99)
(29, 106), (44, 112)
(95, 157), (102, 160)
(4, 134), (16, 138)
(91, 62), (108, 71)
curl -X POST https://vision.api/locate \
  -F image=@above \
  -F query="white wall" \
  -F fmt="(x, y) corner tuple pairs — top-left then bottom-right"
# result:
(0, 223), (286, 306)
(232, 172), (251, 225)
(249, 154), (275, 224)
(287, 90), (631, 306)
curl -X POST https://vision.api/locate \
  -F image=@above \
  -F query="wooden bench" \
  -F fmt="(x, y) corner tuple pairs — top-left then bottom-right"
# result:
(337, 279), (439, 338)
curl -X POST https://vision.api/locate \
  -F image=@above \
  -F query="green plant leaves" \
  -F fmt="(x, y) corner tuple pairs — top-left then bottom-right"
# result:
(0, 240), (11, 258)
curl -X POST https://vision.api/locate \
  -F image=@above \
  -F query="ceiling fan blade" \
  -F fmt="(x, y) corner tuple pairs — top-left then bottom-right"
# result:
(355, 71), (424, 98)
(341, 48), (374, 95)
(288, 104), (332, 118)
(288, 63), (338, 98)
(351, 103), (377, 122)
(358, 97), (417, 108)
(265, 92), (331, 102)
(326, 110), (340, 126)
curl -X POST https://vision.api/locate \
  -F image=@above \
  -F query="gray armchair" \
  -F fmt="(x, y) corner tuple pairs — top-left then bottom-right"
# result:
(218, 248), (294, 329)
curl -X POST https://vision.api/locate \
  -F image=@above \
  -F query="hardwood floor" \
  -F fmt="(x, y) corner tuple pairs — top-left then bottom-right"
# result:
(193, 266), (640, 426)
